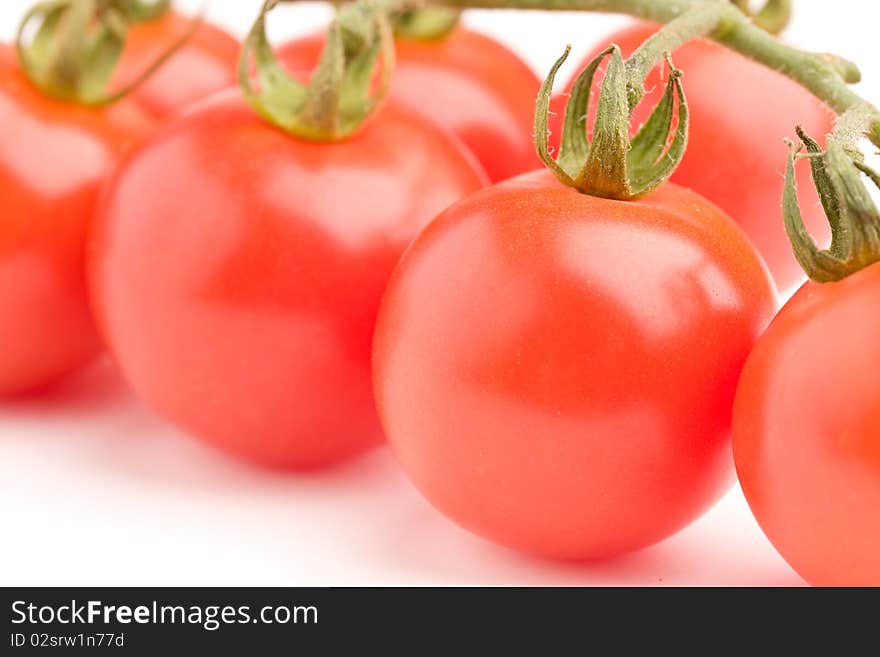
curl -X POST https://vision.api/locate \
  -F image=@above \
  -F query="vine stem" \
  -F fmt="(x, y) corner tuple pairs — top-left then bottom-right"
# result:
(624, 3), (724, 109)
(396, 0), (880, 146)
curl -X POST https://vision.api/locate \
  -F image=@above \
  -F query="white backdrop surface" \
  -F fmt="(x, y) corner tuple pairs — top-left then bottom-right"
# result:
(1, 0), (877, 586)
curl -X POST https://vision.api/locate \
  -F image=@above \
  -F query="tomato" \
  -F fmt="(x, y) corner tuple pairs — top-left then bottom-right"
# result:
(279, 27), (540, 182)
(111, 10), (239, 119)
(89, 92), (487, 468)
(0, 44), (154, 395)
(734, 263), (880, 586)
(374, 169), (775, 558)
(555, 22), (835, 292)
(0, 7), (235, 395)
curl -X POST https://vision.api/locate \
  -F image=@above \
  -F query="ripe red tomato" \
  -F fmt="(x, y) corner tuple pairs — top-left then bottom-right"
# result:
(111, 10), (239, 119)
(89, 92), (487, 468)
(734, 263), (880, 586)
(556, 22), (834, 291)
(279, 28), (540, 182)
(374, 169), (776, 558)
(0, 44), (154, 395)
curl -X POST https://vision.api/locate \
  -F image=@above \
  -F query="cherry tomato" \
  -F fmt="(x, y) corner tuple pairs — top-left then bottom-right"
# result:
(89, 92), (487, 468)
(734, 263), (880, 586)
(279, 27), (540, 182)
(555, 22), (834, 291)
(111, 10), (240, 119)
(0, 44), (154, 395)
(374, 169), (775, 558)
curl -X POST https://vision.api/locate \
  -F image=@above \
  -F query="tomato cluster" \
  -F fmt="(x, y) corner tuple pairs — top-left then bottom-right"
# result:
(2, 5), (877, 586)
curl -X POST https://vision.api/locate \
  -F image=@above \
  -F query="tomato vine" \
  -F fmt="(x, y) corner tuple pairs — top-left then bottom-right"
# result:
(16, 0), (880, 281)
(398, 0), (874, 143)
(243, 0), (880, 279)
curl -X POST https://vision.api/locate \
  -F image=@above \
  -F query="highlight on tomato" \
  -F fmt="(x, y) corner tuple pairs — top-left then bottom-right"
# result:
(373, 47), (776, 558)
(88, 5), (487, 468)
(733, 128), (880, 586)
(0, 1), (240, 395)
(553, 21), (835, 292)
(279, 9), (540, 182)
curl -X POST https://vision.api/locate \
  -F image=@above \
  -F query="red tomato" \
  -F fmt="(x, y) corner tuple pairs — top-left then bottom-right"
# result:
(734, 263), (880, 586)
(555, 22), (834, 292)
(89, 92), (487, 468)
(279, 28), (540, 182)
(111, 10), (239, 119)
(0, 44), (154, 395)
(374, 169), (775, 558)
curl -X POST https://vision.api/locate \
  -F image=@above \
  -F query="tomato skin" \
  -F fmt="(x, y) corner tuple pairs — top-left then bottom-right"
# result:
(559, 22), (835, 292)
(111, 10), (239, 119)
(89, 92), (487, 468)
(0, 45), (154, 395)
(374, 169), (776, 558)
(279, 28), (540, 182)
(734, 264), (880, 586)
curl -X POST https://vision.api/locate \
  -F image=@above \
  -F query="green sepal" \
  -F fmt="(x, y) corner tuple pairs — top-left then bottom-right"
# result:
(239, 0), (395, 141)
(627, 60), (687, 196)
(783, 127), (880, 282)
(578, 45), (631, 197)
(16, 0), (194, 106)
(394, 7), (460, 41)
(112, 0), (172, 23)
(535, 45), (689, 200)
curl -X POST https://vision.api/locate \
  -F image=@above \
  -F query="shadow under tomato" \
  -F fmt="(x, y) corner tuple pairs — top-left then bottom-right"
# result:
(90, 416), (392, 494)
(0, 357), (129, 419)
(0, 361), (804, 587)
(378, 483), (807, 587)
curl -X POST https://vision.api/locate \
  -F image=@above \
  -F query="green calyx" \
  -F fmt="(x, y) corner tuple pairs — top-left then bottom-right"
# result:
(784, 126), (880, 283)
(535, 44), (688, 201)
(730, 0), (792, 36)
(16, 0), (189, 106)
(111, 0), (171, 23)
(239, 0), (394, 141)
(393, 7), (460, 41)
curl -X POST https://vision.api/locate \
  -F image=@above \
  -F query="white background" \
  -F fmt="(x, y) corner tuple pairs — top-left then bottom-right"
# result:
(1, 0), (877, 586)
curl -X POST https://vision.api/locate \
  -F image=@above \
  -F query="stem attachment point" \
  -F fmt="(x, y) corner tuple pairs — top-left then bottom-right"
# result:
(16, 0), (193, 106)
(783, 126), (880, 282)
(535, 45), (688, 200)
(239, 0), (395, 141)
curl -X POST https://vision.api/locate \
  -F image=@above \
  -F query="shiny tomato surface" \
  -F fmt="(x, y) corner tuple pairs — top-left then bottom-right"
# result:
(112, 10), (239, 119)
(374, 169), (776, 558)
(557, 22), (835, 291)
(279, 27), (540, 182)
(734, 263), (880, 586)
(0, 45), (154, 394)
(90, 92), (487, 468)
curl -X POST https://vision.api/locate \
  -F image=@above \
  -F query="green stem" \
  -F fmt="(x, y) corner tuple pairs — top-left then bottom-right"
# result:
(417, 0), (879, 145)
(109, 0), (171, 23)
(624, 4), (724, 109)
(731, 0), (791, 35)
(751, 0), (792, 35)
